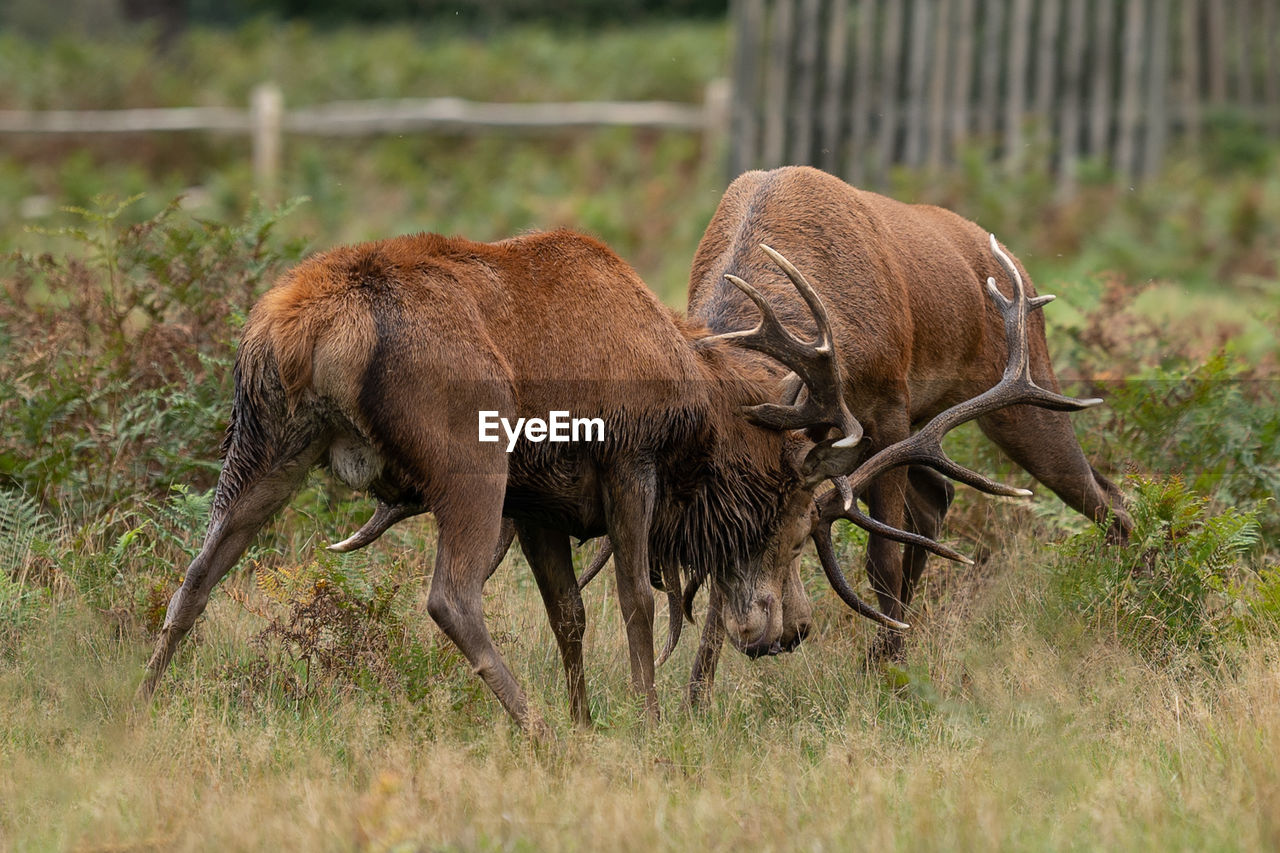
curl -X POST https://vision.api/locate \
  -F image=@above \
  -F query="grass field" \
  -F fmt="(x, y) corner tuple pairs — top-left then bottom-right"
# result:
(2, 18), (1279, 852)
(3, 505), (1279, 850)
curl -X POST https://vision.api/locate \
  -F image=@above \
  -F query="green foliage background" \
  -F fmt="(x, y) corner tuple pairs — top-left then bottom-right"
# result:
(0, 18), (1278, 851)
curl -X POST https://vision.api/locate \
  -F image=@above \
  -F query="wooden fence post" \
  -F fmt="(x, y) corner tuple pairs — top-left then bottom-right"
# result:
(251, 83), (283, 202)
(703, 78), (732, 177)
(729, 0), (766, 176)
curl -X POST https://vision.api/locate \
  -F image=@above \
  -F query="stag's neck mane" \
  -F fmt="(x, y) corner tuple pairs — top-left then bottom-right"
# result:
(646, 329), (800, 591)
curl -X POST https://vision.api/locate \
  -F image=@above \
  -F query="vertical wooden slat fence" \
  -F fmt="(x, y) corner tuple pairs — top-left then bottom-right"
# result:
(728, 0), (1280, 191)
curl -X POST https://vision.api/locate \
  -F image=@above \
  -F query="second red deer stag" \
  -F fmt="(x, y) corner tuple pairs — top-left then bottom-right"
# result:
(681, 166), (1133, 699)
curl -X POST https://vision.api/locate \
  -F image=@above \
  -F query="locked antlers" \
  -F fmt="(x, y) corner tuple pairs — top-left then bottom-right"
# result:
(813, 235), (1103, 609)
(707, 245), (909, 629)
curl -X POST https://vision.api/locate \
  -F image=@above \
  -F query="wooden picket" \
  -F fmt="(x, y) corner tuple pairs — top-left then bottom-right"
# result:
(728, 0), (1280, 190)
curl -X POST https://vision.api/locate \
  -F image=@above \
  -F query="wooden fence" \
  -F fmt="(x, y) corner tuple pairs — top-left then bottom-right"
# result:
(0, 82), (729, 198)
(728, 0), (1280, 190)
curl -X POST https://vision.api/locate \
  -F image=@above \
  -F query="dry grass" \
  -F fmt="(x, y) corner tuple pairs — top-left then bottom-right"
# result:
(3, 503), (1279, 852)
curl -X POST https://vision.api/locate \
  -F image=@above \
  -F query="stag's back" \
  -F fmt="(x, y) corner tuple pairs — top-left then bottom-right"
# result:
(240, 229), (718, 415)
(688, 166), (1049, 414)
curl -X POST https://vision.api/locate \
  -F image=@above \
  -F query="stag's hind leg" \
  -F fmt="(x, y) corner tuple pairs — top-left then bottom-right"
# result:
(140, 444), (325, 699)
(485, 518), (517, 581)
(516, 522), (590, 727)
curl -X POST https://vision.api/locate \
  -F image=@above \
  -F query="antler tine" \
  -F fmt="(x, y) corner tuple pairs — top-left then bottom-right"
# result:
(986, 234), (1103, 409)
(810, 522), (910, 630)
(707, 245), (863, 445)
(328, 501), (425, 552)
(758, 244), (835, 353)
(811, 236), (1105, 593)
(812, 486), (975, 565)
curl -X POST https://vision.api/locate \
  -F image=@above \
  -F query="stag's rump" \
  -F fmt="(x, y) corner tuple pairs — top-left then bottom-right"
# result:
(229, 228), (731, 531)
(688, 166), (1054, 415)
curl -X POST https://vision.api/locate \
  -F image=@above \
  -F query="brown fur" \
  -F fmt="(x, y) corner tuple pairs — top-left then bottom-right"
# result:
(141, 227), (847, 731)
(687, 166), (1132, 675)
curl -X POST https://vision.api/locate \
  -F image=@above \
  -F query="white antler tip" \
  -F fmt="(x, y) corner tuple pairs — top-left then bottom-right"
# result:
(832, 433), (861, 449)
(1013, 488), (1034, 497)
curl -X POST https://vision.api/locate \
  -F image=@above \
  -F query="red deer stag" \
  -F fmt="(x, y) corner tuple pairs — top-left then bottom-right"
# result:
(138, 228), (913, 732)
(680, 166), (1132, 700)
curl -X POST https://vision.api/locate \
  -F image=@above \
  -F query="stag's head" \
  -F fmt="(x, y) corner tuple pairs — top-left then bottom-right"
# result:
(694, 245), (883, 658)
(715, 487), (820, 658)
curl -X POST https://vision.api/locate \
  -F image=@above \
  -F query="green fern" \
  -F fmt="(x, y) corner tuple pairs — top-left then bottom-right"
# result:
(0, 488), (48, 579)
(0, 489), (50, 641)
(1053, 475), (1263, 662)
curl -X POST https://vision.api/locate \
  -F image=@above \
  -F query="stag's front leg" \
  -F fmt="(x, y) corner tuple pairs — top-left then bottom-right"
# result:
(864, 412), (912, 661)
(686, 584), (727, 709)
(604, 467), (659, 720)
(900, 466), (955, 608)
(516, 522), (590, 727)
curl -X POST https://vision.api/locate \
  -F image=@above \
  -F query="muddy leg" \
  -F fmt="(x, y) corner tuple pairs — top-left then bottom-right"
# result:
(139, 448), (321, 700)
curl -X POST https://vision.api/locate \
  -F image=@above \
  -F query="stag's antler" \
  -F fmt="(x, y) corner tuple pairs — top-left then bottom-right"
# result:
(328, 501), (426, 552)
(812, 235), (1103, 600)
(704, 245), (913, 629)
(703, 245), (864, 447)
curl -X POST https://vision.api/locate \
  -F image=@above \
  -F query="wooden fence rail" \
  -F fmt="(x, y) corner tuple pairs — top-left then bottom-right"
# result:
(0, 82), (729, 197)
(729, 0), (1280, 191)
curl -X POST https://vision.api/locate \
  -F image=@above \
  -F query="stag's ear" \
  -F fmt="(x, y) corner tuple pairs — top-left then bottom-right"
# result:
(800, 437), (867, 488)
(739, 371), (812, 430)
(778, 372), (805, 406)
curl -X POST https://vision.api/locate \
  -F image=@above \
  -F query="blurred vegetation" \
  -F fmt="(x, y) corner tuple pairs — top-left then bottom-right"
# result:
(3, 0), (728, 38)
(0, 22), (729, 304)
(0, 19), (1278, 850)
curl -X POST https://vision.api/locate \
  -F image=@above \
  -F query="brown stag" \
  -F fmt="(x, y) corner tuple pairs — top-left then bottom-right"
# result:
(138, 227), (909, 732)
(679, 166), (1132, 701)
